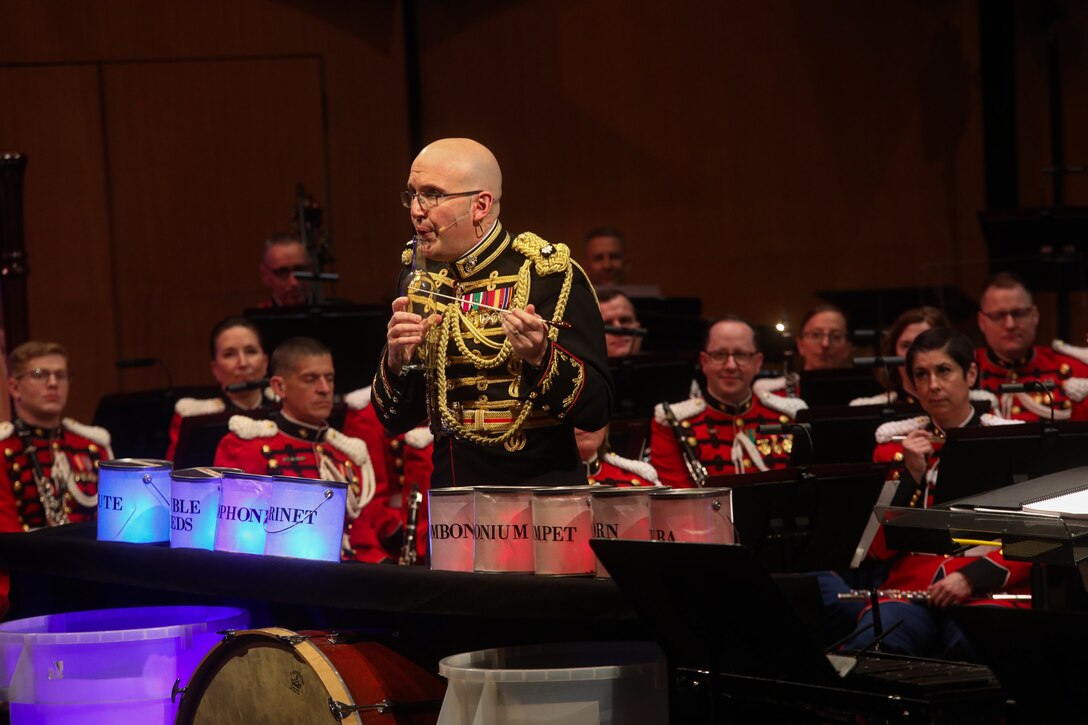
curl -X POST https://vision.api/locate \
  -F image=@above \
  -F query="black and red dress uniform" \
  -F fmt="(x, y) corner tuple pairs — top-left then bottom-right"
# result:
(372, 223), (612, 487)
(0, 417), (112, 616)
(586, 452), (660, 487)
(164, 390), (278, 461)
(837, 409), (1031, 657)
(649, 391), (805, 488)
(212, 412), (394, 563)
(0, 417), (112, 532)
(974, 341), (1088, 422)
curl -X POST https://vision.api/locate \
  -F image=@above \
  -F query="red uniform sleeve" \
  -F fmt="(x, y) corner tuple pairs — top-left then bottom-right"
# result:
(165, 413), (182, 462)
(649, 419), (696, 488)
(213, 434), (268, 475)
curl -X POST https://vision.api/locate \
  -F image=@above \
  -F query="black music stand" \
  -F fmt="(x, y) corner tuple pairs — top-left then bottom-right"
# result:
(951, 607), (1088, 721)
(245, 304), (388, 394)
(609, 352), (695, 419)
(706, 463), (889, 573)
(799, 368), (886, 408)
(979, 207), (1088, 340)
(935, 421), (1088, 505)
(93, 385), (220, 459)
(793, 402), (919, 466)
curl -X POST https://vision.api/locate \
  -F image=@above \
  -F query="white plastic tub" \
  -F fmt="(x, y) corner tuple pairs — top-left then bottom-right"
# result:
(438, 641), (667, 725)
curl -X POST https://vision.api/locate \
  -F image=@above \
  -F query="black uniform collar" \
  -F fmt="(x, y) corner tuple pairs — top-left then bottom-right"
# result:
(274, 412), (327, 442)
(986, 346), (1035, 370)
(704, 392), (753, 416)
(451, 220), (508, 280)
(13, 417), (61, 439)
(930, 407), (982, 438)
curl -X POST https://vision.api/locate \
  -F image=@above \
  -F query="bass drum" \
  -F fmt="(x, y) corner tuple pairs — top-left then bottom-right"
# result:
(175, 628), (446, 724)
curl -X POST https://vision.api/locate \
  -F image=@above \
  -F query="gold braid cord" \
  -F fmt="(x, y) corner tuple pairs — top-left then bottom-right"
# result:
(432, 233), (574, 448)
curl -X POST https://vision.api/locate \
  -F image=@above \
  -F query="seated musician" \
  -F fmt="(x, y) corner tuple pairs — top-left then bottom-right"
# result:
(1, 341), (113, 616)
(753, 304), (852, 400)
(598, 289), (643, 358)
(650, 316), (805, 486)
(342, 386), (432, 563)
(975, 272), (1088, 421)
(213, 337), (395, 563)
(258, 233), (309, 308)
(577, 425), (660, 486)
(165, 316), (277, 461)
(835, 328), (1029, 659)
(850, 306), (950, 406)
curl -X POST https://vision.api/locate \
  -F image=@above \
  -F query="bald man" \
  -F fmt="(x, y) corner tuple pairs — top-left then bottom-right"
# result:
(374, 138), (612, 487)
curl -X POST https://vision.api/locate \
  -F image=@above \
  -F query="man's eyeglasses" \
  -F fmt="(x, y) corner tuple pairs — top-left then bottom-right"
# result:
(14, 368), (70, 383)
(704, 350), (758, 365)
(400, 190), (481, 210)
(980, 307), (1034, 323)
(801, 330), (847, 344)
(264, 263), (309, 280)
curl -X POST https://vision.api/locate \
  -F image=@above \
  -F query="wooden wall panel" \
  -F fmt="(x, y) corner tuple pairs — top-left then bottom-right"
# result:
(0, 65), (116, 421)
(0, 0), (411, 417)
(103, 57), (326, 391)
(414, 0), (987, 331)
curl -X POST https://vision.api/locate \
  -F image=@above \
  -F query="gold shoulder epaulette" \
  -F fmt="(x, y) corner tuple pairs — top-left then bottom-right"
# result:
(512, 233), (569, 276)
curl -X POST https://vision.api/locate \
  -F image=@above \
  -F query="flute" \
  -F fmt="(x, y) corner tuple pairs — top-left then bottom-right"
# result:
(411, 290), (573, 330)
(837, 589), (1030, 603)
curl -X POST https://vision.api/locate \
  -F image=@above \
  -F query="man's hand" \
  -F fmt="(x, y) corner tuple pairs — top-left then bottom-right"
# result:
(502, 303), (547, 368)
(386, 296), (441, 375)
(928, 572), (972, 608)
(901, 428), (935, 485)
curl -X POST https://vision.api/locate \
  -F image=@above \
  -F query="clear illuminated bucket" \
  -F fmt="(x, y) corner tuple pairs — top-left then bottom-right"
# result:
(437, 641), (667, 725)
(473, 486), (535, 573)
(590, 487), (657, 578)
(532, 486), (596, 576)
(649, 487), (734, 544)
(214, 471), (273, 555)
(169, 467), (239, 551)
(262, 476), (348, 562)
(0, 605), (249, 725)
(97, 459), (173, 543)
(428, 487), (475, 572)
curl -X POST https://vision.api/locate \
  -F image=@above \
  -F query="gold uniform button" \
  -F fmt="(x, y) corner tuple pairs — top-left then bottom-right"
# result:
(13, 481), (22, 492)
(22, 524), (29, 532)
(299, 429), (308, 439)
(680, 421), (691, 429)
(779, 415), (789, 424)
(686, 437), (697, 447)
(395, 458), (404, 467)
(261, 445), (271, 454)
(390, 439), (401, 450)
(630, 479), (640, 486)
(588, 477), (597, 485)
(4, 448), (12, 458)
(893, 452), (904, 462)
(268, 460), (279, 469)
(1012, 406), (1022, 415)
(88, 443), (98, 453)
(891, 471), (901, 481)
(315, 444), (324, 454)
(734, 418), (744, 428)
(12, 463), (20, 473)
(1061, 364), (1071, 375)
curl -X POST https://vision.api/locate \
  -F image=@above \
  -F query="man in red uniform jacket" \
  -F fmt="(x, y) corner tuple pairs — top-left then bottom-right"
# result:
(214, 337), (396, 563)
(975, 272), (1088, 421)
(1, 341), (113, 615)
(650, 316), (805, 486)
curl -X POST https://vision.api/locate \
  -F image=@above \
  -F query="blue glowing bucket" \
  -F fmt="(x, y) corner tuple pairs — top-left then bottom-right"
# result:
(96, 459), (172, 543)
(213, 471), (273, 555)
(0, 605), (249, 725)
(263, 475), (348, 562)
(169, 467), (240, 551)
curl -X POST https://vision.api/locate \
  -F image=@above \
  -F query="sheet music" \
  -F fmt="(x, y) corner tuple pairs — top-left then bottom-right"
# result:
(1022, 488), (1088, 518)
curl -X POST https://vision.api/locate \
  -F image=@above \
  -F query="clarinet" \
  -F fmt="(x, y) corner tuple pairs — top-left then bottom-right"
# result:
(399, 484), (423, 565)
(783, 350), (799, 399)
(837, 589), (1031, 603)
(661, 401), (709, 487)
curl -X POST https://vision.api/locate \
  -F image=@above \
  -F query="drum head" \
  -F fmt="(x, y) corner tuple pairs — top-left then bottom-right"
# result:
(176, 628), (445, 725)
